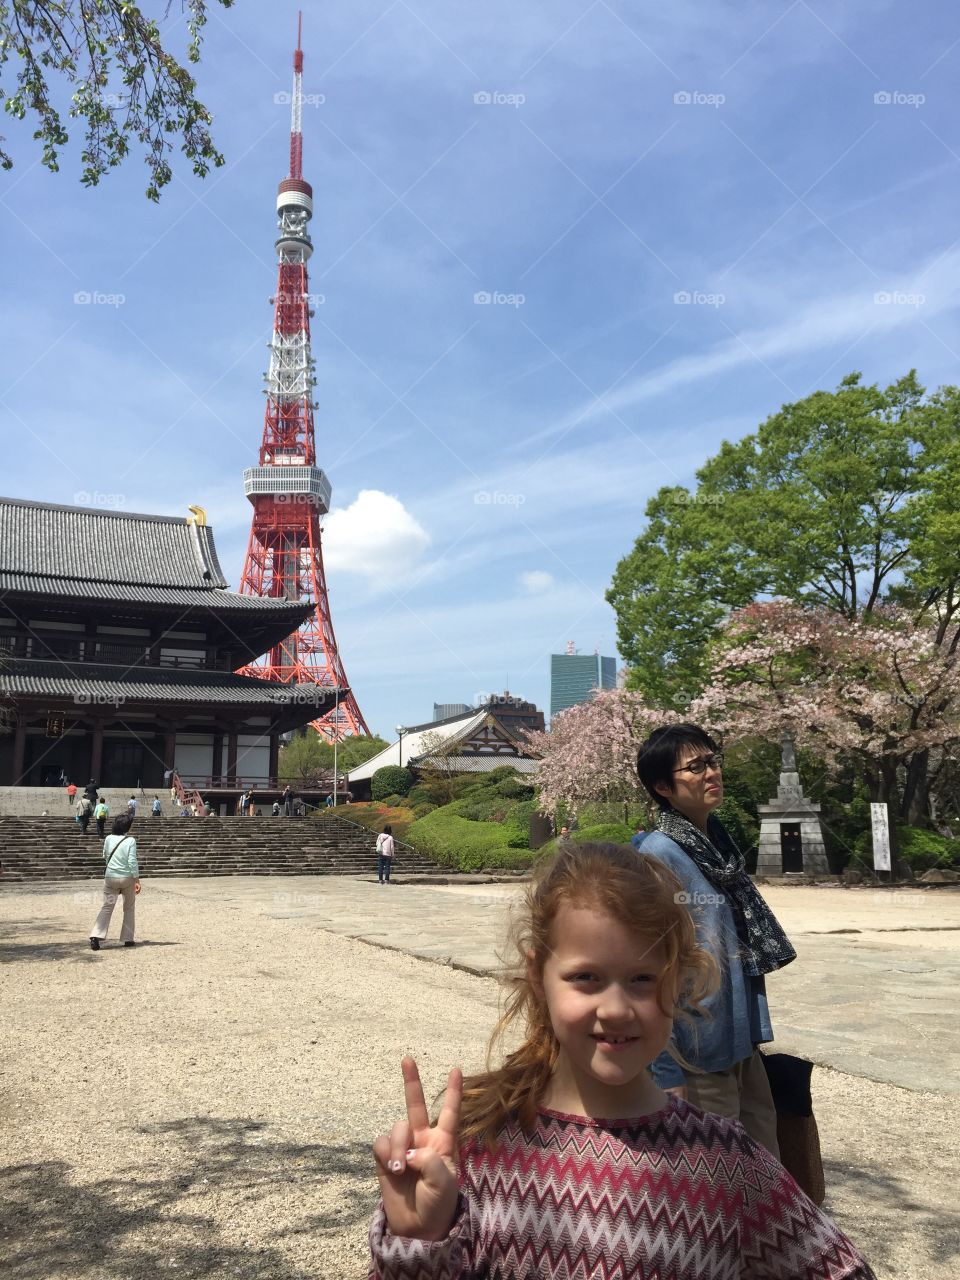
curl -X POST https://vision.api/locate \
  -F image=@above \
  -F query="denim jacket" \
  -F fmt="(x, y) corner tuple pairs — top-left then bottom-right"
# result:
(640, 831), (773, 1087)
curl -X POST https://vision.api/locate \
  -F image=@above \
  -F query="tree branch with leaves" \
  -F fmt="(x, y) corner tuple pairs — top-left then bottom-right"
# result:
(0, 0), (234, 199)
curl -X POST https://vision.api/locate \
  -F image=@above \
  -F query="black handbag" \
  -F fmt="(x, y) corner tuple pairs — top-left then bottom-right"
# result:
(760, 1052), (826, 1205)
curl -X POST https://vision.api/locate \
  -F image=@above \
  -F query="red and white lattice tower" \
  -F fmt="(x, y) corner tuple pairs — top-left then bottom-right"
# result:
(238, 16), (369, 740)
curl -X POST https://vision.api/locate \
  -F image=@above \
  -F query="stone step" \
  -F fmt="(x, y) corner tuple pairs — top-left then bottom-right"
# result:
(0, 813), (446, 882)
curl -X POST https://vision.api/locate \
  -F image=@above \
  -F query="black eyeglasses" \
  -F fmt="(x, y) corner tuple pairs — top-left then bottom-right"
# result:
(673, 752), (724, 776)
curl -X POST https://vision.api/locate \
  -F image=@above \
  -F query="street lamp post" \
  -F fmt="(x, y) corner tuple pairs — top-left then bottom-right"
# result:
(396, 725), (406, 768)
(333, 686), (340, 808)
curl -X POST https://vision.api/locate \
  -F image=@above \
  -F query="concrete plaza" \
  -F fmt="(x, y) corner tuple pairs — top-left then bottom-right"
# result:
(2, 874), (958, 1279)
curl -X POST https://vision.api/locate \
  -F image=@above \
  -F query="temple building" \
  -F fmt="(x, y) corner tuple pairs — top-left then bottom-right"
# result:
(347, 703), (542, 799)
(0, 497), (341, 792)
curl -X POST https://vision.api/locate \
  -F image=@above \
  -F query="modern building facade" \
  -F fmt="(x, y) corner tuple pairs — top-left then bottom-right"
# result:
(0, 497), (341, 792)
(550, 652), (617, 718)
(433, 702), (471, 721)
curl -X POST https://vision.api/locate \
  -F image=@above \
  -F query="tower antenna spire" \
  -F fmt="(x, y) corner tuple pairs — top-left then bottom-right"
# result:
(289, 10), (304, 180)
(238, 16), (370, 742)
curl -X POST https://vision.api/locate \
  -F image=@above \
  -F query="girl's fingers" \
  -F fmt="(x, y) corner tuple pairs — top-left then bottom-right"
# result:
(387, 1119), (413, 1173)
(401, 1056), (430, 1134)
(434, 1067), (464, 1142)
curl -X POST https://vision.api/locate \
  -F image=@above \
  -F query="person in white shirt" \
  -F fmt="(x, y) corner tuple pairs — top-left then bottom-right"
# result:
(375, 825), (396, 884)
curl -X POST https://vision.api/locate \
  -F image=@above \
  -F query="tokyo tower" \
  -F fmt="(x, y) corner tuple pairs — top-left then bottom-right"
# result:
(238, 16), (369, 740)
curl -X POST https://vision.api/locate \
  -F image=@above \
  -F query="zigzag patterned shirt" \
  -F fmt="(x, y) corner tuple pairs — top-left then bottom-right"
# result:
(369, 1098), (876, 1279)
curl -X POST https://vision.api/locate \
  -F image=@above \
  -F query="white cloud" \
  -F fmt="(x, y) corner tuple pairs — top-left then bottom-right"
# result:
(519, 570), (556, 594)
(322, 489), (430, 585)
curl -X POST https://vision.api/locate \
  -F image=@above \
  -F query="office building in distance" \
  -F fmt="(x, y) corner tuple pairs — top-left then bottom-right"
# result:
(550, 647), (617, 718)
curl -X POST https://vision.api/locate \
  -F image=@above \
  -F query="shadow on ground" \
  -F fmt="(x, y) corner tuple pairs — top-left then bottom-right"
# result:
(824, 1156), (960, 1275)
(1, 1116), (378, 1279)
(0, 918), (178, 964)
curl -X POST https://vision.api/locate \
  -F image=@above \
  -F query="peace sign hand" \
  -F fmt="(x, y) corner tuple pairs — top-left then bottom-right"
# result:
(373, 1056), (463, 1242)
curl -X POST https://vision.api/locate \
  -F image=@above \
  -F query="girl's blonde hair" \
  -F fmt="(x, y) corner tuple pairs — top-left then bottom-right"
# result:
(460, 843), (719, 1147)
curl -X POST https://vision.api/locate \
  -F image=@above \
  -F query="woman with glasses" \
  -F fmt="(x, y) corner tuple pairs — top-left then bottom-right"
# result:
(636, 723), (796, 1159)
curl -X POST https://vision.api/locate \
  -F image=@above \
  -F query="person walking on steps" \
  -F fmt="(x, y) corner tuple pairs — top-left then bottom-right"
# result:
(282, 784), (293, 817)
(66, 780), (77, 806)
(151, 796), (162, 818)
(77, 794), (93, 834)
(94, 796), (110, 839)
(89, 815), (141, 950)
(376, 825), (396, 884)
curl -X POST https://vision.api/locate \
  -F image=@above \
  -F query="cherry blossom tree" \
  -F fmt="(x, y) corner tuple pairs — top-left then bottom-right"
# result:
(523, 690), (678, 818)
(695, 600), (960, 824)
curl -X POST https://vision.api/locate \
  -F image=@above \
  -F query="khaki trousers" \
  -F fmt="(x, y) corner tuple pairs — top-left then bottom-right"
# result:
(683, 1048), (780, 1160)
(91, 876), (137, 943)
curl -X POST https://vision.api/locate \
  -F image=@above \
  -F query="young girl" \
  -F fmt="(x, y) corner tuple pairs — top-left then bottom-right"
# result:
(369, 844), (876, 1279)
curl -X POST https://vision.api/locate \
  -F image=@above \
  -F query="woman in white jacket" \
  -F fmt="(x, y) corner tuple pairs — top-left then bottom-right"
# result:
(89, 814), (141, 950)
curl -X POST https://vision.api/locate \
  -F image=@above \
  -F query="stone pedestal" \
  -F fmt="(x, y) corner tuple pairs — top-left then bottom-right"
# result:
(756, 769), (830, 877)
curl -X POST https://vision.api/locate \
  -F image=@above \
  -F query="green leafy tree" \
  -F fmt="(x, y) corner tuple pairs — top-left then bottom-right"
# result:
(608, 371), (948, 706)
(279, 732), (389, 783)
(0, 1), (234, 199)
(371, 765), (414, 801)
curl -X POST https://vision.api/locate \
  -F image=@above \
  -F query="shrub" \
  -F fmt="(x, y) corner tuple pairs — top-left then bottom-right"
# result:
(895, 826), (960, 871)
(371, 766), (414, 801)
(494, 774), (535, 799)
(321, 801), (415, 841)
(405, 807), (539, 872)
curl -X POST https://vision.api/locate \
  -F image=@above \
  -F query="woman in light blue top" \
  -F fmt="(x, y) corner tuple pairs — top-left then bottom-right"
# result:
(89, 814), (141, 950)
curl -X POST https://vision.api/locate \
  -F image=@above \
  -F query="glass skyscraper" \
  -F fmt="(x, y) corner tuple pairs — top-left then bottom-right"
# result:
(550, 652), (617, 718)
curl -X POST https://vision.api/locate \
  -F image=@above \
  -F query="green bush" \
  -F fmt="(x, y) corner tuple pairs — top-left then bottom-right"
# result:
(494, 774), (535, 799)
(411, 802), (437, 819)
(405, 807), (539, 872)
(371, 766), (414, 801)
(895, 826), (960, 871)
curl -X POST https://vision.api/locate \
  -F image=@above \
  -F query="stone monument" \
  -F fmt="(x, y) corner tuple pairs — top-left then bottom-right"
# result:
(756, 733), (829, 877)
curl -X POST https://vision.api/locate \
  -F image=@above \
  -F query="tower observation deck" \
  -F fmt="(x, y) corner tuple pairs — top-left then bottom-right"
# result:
(238, 15), (369, 740)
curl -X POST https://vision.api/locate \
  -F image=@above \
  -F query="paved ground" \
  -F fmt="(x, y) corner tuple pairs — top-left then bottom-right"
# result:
(2, 874), (958, 1279)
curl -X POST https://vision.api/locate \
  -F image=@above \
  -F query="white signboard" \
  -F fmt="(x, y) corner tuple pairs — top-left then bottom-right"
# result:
(870, 802), (892, 872)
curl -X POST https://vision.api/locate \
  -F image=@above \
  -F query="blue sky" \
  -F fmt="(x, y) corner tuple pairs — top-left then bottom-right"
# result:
(2, 0), (959, 737)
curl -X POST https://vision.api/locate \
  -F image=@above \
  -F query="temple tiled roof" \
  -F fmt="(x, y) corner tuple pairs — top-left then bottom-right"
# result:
(0, 572), (308, 613)
(0, 658), (336, 707)
(0, 496), (228, 589)
(0, 497), (314, 660)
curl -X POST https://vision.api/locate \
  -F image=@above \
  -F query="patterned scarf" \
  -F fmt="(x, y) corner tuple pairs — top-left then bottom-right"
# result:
(657, 807), (796, 976)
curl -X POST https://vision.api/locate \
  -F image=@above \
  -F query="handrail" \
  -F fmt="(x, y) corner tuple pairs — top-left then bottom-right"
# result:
(170, 771), (207, 818)
(309, 805), (417, 855)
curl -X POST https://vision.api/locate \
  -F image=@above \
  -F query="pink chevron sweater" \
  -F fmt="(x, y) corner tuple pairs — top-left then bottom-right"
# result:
(369, 1098), (875, 1279)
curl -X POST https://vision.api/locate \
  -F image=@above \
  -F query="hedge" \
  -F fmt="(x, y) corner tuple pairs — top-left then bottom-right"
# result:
(405, 807), (539, 872)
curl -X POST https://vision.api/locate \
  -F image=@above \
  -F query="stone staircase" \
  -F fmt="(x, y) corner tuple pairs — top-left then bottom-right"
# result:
(0, 815), (447, 882)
